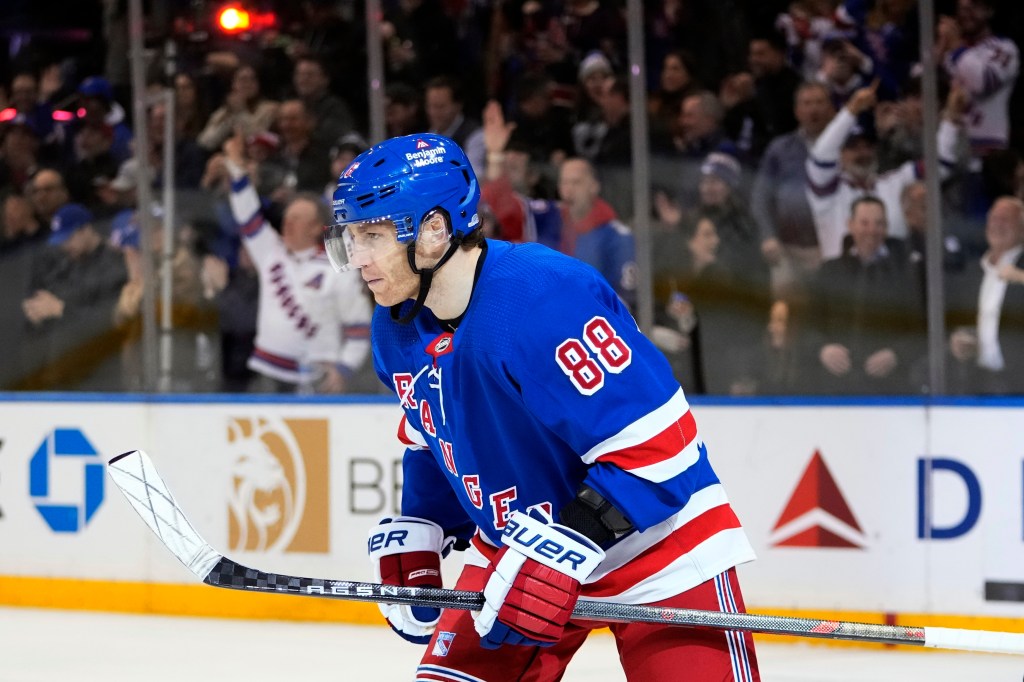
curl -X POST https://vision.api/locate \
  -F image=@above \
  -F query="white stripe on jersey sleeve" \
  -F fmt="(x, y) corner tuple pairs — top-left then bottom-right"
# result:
(588, 483), (731, 582)
(580, 388), (690, 464)
(228, 175), (263, 227)
(625, 438), (704, 483)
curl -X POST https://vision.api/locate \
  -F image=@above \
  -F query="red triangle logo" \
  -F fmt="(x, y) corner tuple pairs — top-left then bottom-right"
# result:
(416, 139), (431, 149)
(774, 526), (861, 548)
(771, 450), (864, 548)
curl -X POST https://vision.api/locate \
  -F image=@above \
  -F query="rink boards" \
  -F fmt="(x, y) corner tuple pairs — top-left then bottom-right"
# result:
(1, 393), (1022, 637)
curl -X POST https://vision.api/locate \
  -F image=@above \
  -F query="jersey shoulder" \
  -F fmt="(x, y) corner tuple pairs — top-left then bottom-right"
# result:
(479, 241), (619, 313)
(464, 240), (624, 354)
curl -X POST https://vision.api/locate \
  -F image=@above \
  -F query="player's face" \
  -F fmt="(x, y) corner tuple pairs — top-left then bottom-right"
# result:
(344, 222), (418, 306)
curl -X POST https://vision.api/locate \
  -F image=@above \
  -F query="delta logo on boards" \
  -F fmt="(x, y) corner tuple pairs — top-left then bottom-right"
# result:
(226, 417), (329, 554)
(770, 449), (867, 549)
(29, 428), (104, 533)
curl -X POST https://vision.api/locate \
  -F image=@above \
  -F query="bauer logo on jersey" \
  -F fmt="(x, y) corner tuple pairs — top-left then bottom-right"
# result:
(432, 631), (457, 657)
(226, 417), (329, 554)
(769, 449), (866, 549)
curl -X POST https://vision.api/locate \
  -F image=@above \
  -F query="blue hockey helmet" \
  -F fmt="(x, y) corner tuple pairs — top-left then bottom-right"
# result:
(325, 133), (480, 273)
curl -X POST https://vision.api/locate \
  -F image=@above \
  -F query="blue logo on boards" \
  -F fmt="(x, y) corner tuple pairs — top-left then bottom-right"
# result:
(29, 428), (104, 532)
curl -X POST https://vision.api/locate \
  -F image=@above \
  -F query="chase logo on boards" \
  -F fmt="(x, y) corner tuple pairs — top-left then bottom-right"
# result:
(29, 428), (104, 533)
(769, 449), (866, 549)
(227, 417), (329, 553)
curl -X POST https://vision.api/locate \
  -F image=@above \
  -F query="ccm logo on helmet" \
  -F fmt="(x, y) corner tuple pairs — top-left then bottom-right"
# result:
(502, 517), (587, 570)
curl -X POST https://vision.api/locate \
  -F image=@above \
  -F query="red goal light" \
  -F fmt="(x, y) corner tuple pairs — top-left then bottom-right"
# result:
(217, 6), (251, 33)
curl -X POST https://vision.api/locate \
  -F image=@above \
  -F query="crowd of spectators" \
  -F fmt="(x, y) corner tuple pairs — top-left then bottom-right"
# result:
(0, 0), (1021, 396)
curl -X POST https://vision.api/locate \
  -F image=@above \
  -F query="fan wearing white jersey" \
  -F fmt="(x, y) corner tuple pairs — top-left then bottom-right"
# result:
(222, 133), (371, 392)
(806, 81), (963, 260)
(938, 0), (1019, 158)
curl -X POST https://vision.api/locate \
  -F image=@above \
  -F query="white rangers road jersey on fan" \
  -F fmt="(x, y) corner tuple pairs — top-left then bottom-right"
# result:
(806, 108), (959, 259)
(229, 175), (371, 384)
(945, 36), (1019, 154)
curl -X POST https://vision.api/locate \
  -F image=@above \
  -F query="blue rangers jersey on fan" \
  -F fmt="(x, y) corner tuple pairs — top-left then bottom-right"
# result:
(372, 239), (755, 604)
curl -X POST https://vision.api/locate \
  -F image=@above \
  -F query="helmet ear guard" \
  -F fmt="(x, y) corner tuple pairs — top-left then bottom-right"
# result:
(416, 209), (454, 249)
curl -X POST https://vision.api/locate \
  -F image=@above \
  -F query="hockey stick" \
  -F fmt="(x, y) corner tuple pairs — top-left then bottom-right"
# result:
(108, 449), (1024, 655)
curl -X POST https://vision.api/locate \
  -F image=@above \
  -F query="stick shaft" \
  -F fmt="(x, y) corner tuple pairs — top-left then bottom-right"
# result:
(108, 450), (1024, 655)
(205, 554), (928, 646)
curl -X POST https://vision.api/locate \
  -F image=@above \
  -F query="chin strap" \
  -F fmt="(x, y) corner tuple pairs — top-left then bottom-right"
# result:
(390, 235), (464, 325)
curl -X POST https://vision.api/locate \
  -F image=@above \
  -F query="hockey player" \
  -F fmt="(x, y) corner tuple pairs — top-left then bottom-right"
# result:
(222, 133), (372, 393)
(326, 133), (760, 680)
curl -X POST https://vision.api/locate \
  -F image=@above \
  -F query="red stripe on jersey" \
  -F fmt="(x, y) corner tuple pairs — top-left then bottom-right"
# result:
(240, 213), (263, 237)
(595, 410), (697, 470)
(252, 347), (299, 371)
(584, 504), (742, 598)
(397, 415), (418, 446)
(470, 531), (499, 559)
(343, 324), (371, 340)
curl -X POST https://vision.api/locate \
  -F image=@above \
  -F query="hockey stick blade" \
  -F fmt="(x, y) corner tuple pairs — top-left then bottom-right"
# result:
(107, 450), (1024, 655)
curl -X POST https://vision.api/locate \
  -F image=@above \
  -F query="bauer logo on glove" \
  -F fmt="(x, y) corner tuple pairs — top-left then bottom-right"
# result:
(368, 516), (449, 645)
(502, 514), (600, 577)
(474, 510), (606, 649)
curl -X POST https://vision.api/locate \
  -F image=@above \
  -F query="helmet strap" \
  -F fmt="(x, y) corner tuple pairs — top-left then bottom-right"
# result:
(390, 234), (464, 325)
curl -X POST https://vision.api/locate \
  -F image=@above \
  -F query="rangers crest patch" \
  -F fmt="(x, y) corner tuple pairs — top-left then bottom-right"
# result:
(432, 631), (456, 657)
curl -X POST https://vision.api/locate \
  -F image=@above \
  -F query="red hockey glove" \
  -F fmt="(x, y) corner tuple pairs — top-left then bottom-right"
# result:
(474, 510), (605, 649)
(368, 516), (449, 644)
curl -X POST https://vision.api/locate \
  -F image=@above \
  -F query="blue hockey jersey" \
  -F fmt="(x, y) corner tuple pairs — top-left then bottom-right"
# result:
(372, 239), (754, 604)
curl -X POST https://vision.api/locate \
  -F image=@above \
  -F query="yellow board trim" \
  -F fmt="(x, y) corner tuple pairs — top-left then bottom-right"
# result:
(0, 576), (381, 624)
(3, 576), (1022, 653)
